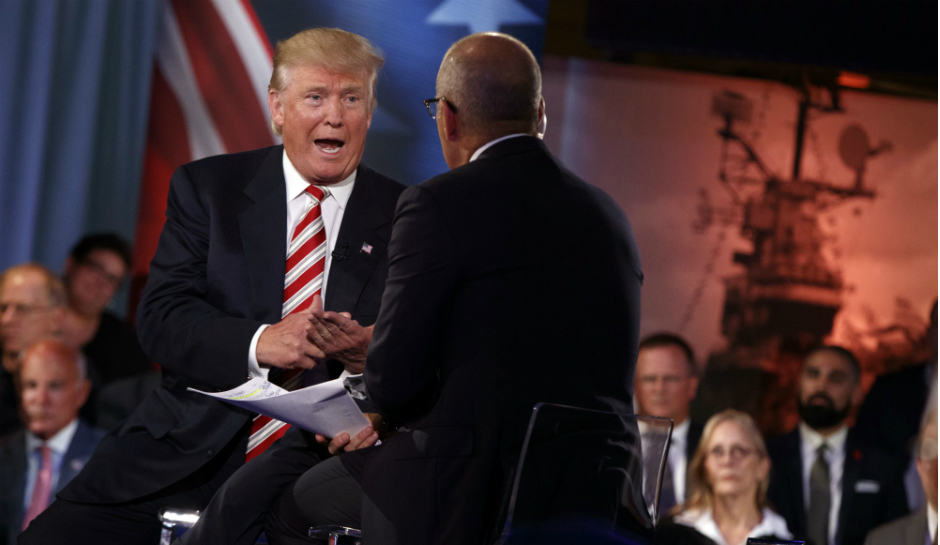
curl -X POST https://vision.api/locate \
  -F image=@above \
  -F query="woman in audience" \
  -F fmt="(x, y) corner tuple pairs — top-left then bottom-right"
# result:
(657, 409), (792, 545)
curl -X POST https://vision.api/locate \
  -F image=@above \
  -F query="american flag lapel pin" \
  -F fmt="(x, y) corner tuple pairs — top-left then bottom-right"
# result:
(360, 242), (373, 255)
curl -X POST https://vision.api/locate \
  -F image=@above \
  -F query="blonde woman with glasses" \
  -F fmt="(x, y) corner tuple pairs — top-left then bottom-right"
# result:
(657, 409), (793, 545)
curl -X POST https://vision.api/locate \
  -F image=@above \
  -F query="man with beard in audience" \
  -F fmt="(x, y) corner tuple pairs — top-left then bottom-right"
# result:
(767, 346), (908, 545)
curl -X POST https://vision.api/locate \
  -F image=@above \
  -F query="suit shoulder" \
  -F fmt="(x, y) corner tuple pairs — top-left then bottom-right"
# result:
(766, 428), (799, 456)
(177, 146), (280, 188)
(358, 164), (406, 199)
(867, 363), (927, 397)
(864, 510), (922, 544)
(75, 420), (108, 445)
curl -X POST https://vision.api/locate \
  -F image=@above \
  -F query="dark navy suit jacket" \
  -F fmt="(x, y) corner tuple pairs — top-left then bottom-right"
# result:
(0, 420), (105, 545)
(354, 136), (644, 544)
(59, 146), (403, 505)
(767, 427), (909, 545)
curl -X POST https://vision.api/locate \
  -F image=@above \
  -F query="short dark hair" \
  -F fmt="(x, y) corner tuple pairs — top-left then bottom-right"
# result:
(639, 332), (696, 375)
(806, 345), (861, 382)
(69, 233), (132, 270)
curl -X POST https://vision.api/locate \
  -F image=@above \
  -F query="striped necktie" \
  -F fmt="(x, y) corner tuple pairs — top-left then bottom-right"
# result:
(246, 185), (329, 462)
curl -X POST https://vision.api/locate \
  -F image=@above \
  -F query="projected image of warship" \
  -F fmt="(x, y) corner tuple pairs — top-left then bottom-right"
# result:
(690, 84), (892, 435)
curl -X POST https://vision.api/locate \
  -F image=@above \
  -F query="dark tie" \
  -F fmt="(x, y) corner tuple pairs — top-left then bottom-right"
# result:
(808, 443), (831, 545)
(657, 444), (677, 518)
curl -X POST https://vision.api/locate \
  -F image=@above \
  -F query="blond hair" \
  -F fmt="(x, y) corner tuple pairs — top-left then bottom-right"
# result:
(269, 28), (384, 136)
(679, 409), (771, 515)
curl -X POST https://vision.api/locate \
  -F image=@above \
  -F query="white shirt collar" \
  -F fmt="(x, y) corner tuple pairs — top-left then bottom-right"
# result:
(25, 419), (79, 456)
(282, 150), (356, 210)
(928, 504), (938, 543)
(675, 507), (793, 545)
(469, 133), (530, 163)
(672, 418), (690, 446)
(799, 421), (848, 453)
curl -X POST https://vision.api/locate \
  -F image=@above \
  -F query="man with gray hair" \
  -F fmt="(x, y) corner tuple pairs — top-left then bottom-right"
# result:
(22, 27), (403, 544)
(0, 340), (105, 544)
(262, 32), (643, 544)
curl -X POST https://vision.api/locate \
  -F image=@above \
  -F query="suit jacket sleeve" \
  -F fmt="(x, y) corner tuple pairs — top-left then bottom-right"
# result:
(137, 164), (262, 390)
(364, 185), (460, 427)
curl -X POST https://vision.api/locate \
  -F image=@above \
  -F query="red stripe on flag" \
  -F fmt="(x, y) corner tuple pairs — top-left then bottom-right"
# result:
(130, 67), (193, 322)
(170, 0), (272, 154)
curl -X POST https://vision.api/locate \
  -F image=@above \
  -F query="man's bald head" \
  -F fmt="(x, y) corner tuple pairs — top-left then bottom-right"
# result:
(0, 264), (66, 368)
(19, 340), (90, 440)
(436, 32), (541, 139)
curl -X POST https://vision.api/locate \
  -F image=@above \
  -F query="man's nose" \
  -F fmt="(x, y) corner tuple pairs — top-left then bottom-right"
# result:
(323, 97), (343, 126)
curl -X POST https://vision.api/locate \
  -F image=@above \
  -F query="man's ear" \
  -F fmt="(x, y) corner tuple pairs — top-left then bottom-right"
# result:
(268, 89), (285, 130)
(441, 100), (459, 142)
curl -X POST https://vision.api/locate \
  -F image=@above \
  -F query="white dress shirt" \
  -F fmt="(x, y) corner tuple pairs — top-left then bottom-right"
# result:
(23, 419), (79, 511)
(928, 504), (938, 544)
(246, 151), (357, 378)
(674, 507), (793, 545)
(469, 133), (530, 163)
(799, 422), (848, 545)
(669, 418), (691, 503)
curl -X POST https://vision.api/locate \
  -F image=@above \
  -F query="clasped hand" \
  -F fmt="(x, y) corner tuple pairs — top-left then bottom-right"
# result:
(255, 294), (372, 372)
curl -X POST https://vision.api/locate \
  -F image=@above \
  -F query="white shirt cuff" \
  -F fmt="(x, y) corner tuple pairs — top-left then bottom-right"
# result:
(248, 324), (271, 380)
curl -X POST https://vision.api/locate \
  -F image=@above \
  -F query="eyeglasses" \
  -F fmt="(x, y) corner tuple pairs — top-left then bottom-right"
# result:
(707, 445), (754, 462)
(423, 97), (456, 120)
(0, 302), (52, 318)
(80, 259), (124, 287)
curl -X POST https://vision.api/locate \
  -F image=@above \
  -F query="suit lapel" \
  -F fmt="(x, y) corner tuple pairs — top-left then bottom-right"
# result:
(324, 164), (392, 315)
(57, 421), (88, 492)
(238, 147), (288, 323)
(784, 430), (808, 535)
(2, 431), (27, 533)
(836, 437), (863, 545)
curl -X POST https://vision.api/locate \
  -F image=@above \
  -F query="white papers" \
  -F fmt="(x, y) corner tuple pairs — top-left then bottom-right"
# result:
(189, 377), (370, 438)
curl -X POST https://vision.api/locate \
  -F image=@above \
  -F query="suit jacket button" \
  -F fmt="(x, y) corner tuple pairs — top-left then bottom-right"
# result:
(207, 449), (214, 458)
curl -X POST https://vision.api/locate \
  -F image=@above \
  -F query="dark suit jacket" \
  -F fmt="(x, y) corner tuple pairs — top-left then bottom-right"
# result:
(0, 420), (105, 545)
(854, 362), (931, 458)
(863, 508), (930, 545)
(767, 427), (909, 545)
(59, 146), (403, 504)
(356, 136), (643, 544)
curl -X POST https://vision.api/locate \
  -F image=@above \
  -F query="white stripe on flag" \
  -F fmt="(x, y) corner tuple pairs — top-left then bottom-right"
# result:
(157, 4), (226, 161)
(209, 0), (278, 136)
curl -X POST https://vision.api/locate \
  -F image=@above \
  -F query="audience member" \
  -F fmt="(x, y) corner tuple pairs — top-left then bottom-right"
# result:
(0, 264), (66, 435)
(60, 233), (151, 385)
(855, 300), (937, 509)
(262, 31), (643, 545)
(635, 332), (703, 516)
(767, 346), (909, 545)
(864, 395), (938, 545)
(657, 409), (792, 545)
(0, 340), (105, 545)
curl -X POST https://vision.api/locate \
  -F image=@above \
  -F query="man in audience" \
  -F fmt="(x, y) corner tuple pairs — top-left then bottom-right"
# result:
(864, 398), (937, 545)
(60, 233), (151, 385)
(768, 346), (908, 545)
(0, 340), (104, 545)
(0, 264), (67, 435)
(634, 333), (703, 517)
(855, 299), (937, 509)
(21, 28), (403, 545)
(262, 32), (644, 545)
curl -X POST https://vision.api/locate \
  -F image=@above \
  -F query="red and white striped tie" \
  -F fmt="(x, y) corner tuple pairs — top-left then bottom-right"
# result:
(246, 185), (329, 461)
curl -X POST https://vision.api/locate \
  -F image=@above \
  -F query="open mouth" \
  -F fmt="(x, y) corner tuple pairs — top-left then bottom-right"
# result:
(315, 139), (344, 154)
